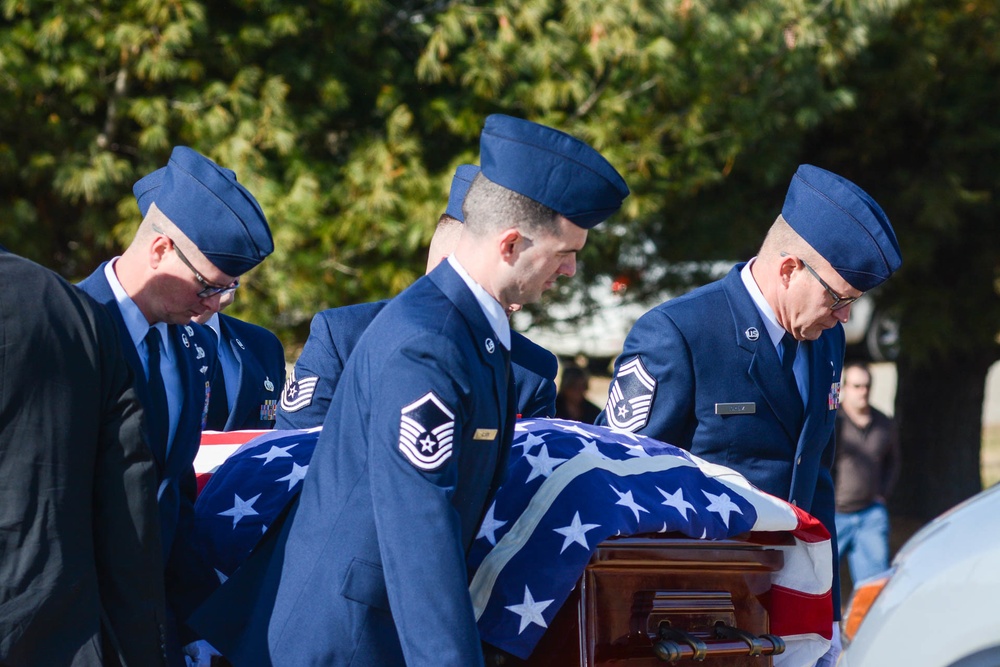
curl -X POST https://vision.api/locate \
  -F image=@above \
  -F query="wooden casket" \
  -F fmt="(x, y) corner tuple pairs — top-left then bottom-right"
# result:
(485, 533), (791, 666)
(195, 423), (830, 666)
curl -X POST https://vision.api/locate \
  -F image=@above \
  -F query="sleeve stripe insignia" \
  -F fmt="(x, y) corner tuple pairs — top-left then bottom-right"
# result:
(399, 391), (456, 471)
(604, 357), (657, 432)
(280, 375), (319, 412)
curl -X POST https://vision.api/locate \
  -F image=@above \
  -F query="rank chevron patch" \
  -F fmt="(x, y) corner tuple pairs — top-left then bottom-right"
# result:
(399, 391), (456, 471)
(279, 372), (318, 413)
(604, 356), (656, 431)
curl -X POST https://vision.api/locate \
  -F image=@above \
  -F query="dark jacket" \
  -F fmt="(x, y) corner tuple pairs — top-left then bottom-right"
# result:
(0, 251), (167, 666)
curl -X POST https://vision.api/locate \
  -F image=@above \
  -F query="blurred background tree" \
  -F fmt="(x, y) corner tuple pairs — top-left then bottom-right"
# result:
(803, 0), (1000, 519)
(1, 0), (997, 519)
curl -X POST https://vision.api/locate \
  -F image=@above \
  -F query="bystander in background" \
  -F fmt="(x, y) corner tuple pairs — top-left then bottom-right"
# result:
(834, 362), (901, 585)
(555, 365), (602, 423)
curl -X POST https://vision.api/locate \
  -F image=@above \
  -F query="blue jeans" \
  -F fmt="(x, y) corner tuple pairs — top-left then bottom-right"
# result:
(835, 502), (890, 583)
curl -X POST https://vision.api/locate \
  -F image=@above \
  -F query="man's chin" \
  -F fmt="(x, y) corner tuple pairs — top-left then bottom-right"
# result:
(165, 311), (206, 326)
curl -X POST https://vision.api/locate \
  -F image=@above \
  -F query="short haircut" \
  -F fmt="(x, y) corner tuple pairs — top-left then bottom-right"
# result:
(426, 214), (464, 272)
(462, 173), (559, 238)
(138, 203), (217, 270)
(759, 214), (824, 266)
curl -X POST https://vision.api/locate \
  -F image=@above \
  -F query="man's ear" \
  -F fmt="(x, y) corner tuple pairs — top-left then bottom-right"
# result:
(149, 234), (171, 270)
(498, 228), (523, 263)
(779, 253), (798, 286)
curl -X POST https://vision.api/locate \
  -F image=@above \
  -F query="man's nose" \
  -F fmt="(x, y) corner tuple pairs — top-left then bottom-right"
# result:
(834, 303), (853, 324)
(201, 293), (224, 312)
(561, 255), (577, 278)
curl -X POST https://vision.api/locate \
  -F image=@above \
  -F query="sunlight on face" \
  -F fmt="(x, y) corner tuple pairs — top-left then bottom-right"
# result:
(509, 216), (587, 306)
(785, 258), (859, 341)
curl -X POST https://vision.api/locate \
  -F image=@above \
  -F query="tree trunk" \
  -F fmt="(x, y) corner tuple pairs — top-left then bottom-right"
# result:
(891, 351), (994, 522)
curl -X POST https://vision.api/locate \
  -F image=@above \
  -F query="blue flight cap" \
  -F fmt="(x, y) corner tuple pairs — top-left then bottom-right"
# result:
(782, 164), (902, 292)
(133, 167), (166, 218)
(479, 114), (629, 228)
(445, 164), (480, 223)
(132, 146), (273, 276)
(135, 164), (237, 217)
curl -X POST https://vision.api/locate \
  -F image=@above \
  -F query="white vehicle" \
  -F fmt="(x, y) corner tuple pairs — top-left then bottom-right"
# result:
(838, 483), (1000, 666)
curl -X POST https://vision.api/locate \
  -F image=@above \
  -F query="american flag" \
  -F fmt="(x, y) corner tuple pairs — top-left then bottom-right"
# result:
(194, 420), (832, 666)
(192, 428), (319, 579)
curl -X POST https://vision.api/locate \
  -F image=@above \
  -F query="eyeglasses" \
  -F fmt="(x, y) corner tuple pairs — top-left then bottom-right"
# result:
(152, 223), (239, 298)
(172, 244), (240, 298)
(781, 252), (860, 311)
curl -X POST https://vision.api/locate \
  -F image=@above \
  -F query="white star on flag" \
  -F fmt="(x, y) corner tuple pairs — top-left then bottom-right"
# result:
(575, 437), (610, 460)
(524, 445), (567, 483)
(476, 502), (508, 546)
(703, 490), (743, 527)
(275, 462), (308, 491)
(505, 586), (554, 634)
(218, 492), (261, 527)
(553, 511), (601, 554)
(620, 441), (650, 458)
(554, 421), (594, 438)
(611, 486), (649, 522)
(252, 443), (297, 465)
(608, 427), (641, 442)
(513, 432), (546, 455)
(657, 486), (695, 518)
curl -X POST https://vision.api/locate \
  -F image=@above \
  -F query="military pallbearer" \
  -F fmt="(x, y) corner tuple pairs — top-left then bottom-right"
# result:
(191, 114), (629, 666)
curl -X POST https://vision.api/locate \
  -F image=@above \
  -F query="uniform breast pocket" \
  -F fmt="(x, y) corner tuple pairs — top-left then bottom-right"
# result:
(340, 558), (390, 611)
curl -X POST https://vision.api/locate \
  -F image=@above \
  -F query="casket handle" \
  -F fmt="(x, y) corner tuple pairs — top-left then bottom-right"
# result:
(713, 622), (763, 655)
(652, 620), (785, 662)
(654, 621), (708, 661)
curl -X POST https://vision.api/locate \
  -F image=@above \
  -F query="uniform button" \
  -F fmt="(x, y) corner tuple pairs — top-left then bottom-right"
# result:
(791, 499), (798, 507)
(797, 456), (802, 465)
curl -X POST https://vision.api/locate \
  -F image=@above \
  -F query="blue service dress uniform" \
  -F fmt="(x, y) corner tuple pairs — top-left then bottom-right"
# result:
(277, 302), (556, 429)
(78, 264), (221, 628)
(191, 261), (516, 667)
(509, 331), (558, 418)
(275, 300), (387, 429)
(598, 264), (844, 607)
(207, 313), (285, 431)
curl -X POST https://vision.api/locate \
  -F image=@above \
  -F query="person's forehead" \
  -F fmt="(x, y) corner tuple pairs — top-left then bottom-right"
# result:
(808, 250), (863, 297)
(552, 214), (588, 247)
(843, 367), (871, 384)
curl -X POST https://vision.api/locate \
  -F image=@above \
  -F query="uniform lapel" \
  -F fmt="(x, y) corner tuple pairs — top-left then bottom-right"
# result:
(428, 263), (515, 501)
(723, 268), (804, 442)
(220, 317), (250, 431)
(429, 263), (511, 415)
(797, 336), (837, 454)
(85, 268), (168, 470)
(168, 324), (210, 471)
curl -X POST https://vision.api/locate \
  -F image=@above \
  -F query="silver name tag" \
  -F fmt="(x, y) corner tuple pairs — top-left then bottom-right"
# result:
(715, 402), (756, 415)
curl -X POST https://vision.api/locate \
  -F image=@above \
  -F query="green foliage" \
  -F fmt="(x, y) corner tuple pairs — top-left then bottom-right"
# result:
(0, 0), (971, 360)
(805, 0), (1000, 365)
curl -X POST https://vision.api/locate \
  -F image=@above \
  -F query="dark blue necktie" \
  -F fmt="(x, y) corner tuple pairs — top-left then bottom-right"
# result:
(145, 327), (169, 453)
(780, 333), (803, 410)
